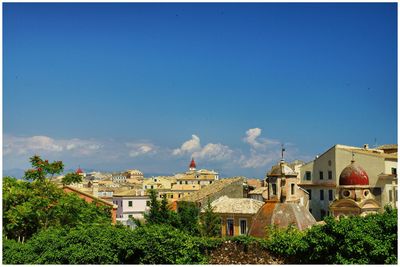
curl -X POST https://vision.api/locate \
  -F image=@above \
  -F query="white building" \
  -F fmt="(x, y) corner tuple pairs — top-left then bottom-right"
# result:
(112, 189), (150, 226)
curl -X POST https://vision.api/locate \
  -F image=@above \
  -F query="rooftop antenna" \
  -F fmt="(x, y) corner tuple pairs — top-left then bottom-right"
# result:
(351, 152), (355, 163)
(374, 137), (377, 148)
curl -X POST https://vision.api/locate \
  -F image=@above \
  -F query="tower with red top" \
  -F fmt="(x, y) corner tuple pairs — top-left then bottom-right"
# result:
(189, 158), (196, 171)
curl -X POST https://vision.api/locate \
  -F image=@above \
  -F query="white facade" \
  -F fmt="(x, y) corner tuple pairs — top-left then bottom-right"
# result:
(113, 191), (150, 225)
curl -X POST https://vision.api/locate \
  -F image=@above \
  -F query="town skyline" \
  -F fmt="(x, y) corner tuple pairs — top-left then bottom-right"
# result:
(3, 3), (397, 177)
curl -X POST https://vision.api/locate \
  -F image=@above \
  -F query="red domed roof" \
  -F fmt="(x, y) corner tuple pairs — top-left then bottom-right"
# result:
(189, 158), (196, 169)
(76, 167), (83, 174)
(339, 160), (369, 186)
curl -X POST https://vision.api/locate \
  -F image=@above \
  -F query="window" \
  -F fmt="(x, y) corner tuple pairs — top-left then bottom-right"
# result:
(272, 184), (277, 195)
(389, 190), (393, 202)
(178, 194), (181, 198)
(291, 184), (295, 195)
(210, 181), (213, 184)
(185, 181), (188, 185)
(306, 189), (312, 199)
(320, 209), (326, 219)
(198, 181), (200, 184)
(146, 201), (150, 206)
(239, 219), (247, 235)
(319, 171), (324, 180)
(128, 215), (133, 218)
(170, 194), (174, 199)
(150, 185), (153, 189)
(320, 190), (324, 200)
(226, 219), (234, 236)
(305, 171), (311, 180)
(144, 185), (147, 189)
(328, 190), (333, 201)
(392, 168), (397, 175)
(372, 187), (382, 196)
(328, 171), (333, 180)
(128, 201), (133, 207)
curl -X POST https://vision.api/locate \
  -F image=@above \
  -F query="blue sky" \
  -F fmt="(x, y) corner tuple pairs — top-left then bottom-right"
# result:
(3, 3), (397, 177)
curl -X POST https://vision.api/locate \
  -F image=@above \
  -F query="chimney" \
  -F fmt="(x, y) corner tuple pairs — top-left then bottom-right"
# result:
(363, 144), (369, 149)
(92, 181), (98, 197)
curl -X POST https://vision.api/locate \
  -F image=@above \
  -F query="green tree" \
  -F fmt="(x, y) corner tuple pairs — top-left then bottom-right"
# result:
(176, 201), (200, 236)
(61, 172), (83, 186)
(24, 155), (64, 182)
(143, 189), (161, 224)
(200, 198), (221, 237)
(3, 176), (111, 241)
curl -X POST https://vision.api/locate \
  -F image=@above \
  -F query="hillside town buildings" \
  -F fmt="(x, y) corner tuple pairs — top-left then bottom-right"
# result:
(50, 142), (396, 236)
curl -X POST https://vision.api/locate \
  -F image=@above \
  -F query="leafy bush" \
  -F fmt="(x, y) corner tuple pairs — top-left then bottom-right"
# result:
(2, 238), (34, 264)
(130, 224), (209, 264)
(3, 223), (217, 264)
(266, 224), (308, 262)
(3, 224), (137, 264)
(266, 207), (398, 264)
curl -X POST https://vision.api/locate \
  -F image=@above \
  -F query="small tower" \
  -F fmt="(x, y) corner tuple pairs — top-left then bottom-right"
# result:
(189, 158), (196, 171)
(265, 159), (298, 203)
(76, 166), (86, 178)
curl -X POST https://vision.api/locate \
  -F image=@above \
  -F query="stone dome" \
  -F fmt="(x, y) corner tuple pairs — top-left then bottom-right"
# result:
(339, 160), (369, 186)
(248, 202), (316, 238)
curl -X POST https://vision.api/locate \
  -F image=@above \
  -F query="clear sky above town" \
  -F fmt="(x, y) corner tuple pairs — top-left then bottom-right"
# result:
(3, 3), (397, 177)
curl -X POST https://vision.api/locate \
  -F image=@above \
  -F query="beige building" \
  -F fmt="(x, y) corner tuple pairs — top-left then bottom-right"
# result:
(143, 158), (220, 203)
(205, 196), (264, 237)
(175, 158), (219, 187)
(143, 176), (176, 190)
(299, 144), (397, 221)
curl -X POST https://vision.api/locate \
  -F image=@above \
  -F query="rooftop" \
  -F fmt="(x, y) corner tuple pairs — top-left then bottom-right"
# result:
(248, 187), (268, 195)
(179, 177), (244, 203)
(206, 196), (264, 214)
(113, 189), (148, 197)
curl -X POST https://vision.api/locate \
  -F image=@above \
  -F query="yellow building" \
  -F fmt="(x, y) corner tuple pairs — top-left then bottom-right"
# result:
(143, 176), (176, 190)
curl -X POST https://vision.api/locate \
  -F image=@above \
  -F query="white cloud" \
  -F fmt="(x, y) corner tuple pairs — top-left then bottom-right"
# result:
(238, 150), (277, 168)
(193, 143), (234, 161)
(126, 143), (157, 157)
(3, 135), (102, 156)
(243, 128), (279, 150)
(173, 135), (234, 162)
(172, 134), (201, 156)
(238, 128), (283, 168)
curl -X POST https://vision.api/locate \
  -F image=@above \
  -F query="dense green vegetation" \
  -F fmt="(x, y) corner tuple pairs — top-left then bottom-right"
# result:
(3, 177), (111, 242)
(3, 156), (398, 264)
(266, 207), (398, 264)
(143, 189), (220, 237)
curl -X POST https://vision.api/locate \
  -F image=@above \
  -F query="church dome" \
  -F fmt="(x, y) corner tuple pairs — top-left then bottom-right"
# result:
(339, 160), (369, 186)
